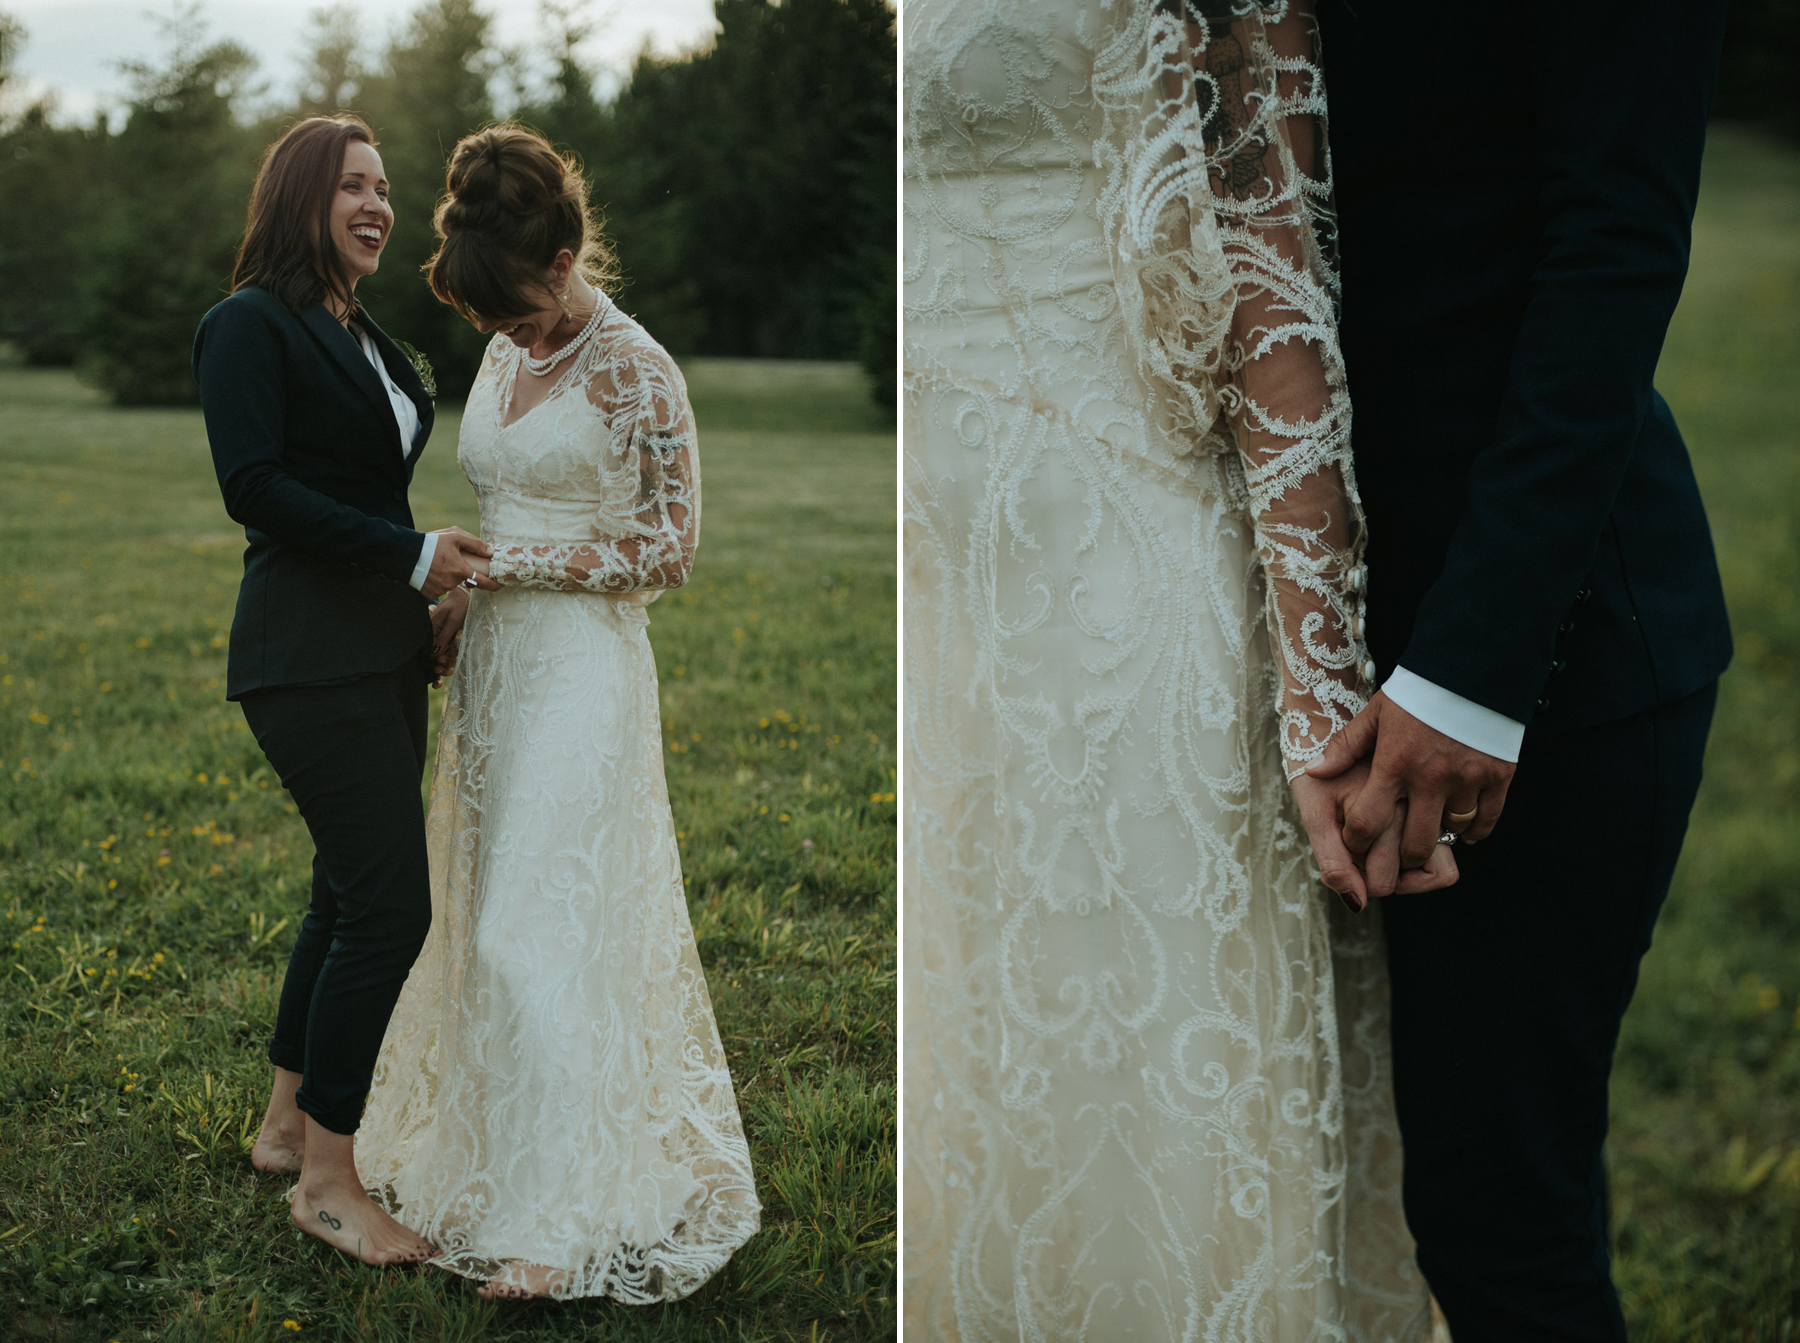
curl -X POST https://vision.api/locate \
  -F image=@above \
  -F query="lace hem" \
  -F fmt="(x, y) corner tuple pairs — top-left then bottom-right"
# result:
(377, 1176), (760, 1303)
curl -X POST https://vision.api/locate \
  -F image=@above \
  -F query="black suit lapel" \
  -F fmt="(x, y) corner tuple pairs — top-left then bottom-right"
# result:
(359, 312), (435, 472)
(300, 303), (404, 459)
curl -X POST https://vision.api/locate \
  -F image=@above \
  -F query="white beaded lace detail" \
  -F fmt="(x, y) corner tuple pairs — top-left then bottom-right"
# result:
(357, 309), (757, 1302)
(903, 0), (1427, 1338)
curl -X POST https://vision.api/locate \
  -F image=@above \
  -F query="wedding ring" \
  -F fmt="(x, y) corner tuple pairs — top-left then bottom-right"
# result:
(1446, 807), (1478, 826)
(1437, 829), (1459, 847)
(461, 576), (480, 590)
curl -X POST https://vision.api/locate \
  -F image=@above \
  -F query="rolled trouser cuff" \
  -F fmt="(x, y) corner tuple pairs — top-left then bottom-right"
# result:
(295, 1084), (365, 1136)
(267, 1037), (307, 1075)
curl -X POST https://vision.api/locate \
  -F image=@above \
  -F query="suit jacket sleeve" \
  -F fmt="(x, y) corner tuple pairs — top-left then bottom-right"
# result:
(194, 297), (425, 583)
(1396, 1), (1728, 723)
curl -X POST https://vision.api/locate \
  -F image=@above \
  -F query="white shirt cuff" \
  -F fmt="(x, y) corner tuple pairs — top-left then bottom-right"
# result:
(1383, 666), (1525, 764)
(408, 533), (439, 592)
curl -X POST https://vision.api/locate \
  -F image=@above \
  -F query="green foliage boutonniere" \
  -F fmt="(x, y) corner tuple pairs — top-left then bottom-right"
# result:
(393, 339), (437, 399)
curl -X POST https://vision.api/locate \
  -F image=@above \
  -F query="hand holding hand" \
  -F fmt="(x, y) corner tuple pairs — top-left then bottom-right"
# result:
(420, 527), (501, 600)
(428, 589), (469, 687)
(1291, 765), (1460, 911)
(1308, 690), (1516, 870)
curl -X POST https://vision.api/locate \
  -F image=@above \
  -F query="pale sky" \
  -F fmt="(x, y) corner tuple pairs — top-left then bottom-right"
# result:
(3, 0), (721, 124)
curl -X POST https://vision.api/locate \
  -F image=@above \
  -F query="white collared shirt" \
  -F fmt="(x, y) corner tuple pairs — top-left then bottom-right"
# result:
(355, 328), (437, 592)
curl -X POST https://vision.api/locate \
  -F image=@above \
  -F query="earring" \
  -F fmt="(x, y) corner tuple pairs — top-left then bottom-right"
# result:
(554, 283), (572, 323)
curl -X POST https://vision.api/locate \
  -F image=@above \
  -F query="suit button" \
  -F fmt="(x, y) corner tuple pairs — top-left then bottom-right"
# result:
(1559, 619), (1576, 634)
(1550, 659), (1566, 676)
(1536, 696), (1551, 711)
(1576, 587), (1592, 603)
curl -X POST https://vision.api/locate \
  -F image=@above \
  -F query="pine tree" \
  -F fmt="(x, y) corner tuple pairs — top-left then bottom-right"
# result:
(354, 0), (500, 398)
(77, 8), (258, 403)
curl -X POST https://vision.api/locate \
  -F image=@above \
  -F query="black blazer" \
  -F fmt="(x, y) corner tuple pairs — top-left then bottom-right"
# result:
(1318, 1), (1734, 733)
(192, 286), (437, 699)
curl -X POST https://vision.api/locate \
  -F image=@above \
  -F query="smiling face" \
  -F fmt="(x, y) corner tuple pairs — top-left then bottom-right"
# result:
(470, 250), (575, 350)
(327, 140), (393, 284)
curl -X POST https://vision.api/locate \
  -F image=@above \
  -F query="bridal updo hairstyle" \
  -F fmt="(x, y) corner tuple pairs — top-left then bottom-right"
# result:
(233, 114), (378, 314)
(427, 123), (618, 323)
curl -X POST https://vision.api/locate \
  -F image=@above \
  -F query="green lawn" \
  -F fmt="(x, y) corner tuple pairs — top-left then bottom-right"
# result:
(1607, 126), (1800, 1338)
(0, 353), (896, 1341)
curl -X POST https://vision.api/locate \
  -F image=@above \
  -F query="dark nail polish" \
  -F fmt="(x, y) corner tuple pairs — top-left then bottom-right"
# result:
(1336, 889), (1366, 914)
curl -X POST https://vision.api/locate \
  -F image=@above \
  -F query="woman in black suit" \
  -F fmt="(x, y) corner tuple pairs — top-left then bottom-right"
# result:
(192, 114), (497, 1266)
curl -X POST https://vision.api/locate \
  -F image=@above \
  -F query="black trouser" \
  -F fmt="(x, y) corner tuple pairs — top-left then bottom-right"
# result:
(240, 652), (432, 1136)
(1382, 680), (1717, 1342)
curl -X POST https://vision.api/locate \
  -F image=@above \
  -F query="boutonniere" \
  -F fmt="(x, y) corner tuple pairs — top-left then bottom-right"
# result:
(393, 339), (437, 399)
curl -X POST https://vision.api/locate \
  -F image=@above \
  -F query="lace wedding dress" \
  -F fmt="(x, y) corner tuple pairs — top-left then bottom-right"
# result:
(357, 301), (760, 1301)
(904, 1), (1430, 1337)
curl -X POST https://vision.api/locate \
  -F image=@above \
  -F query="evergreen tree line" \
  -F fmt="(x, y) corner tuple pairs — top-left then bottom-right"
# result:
(0, 0), (895, 404)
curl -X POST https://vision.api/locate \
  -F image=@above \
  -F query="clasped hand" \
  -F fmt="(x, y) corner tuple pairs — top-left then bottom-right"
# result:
(1291, 691), (1516, 910)
(423, 528), (496, 688)
(420, 526), (500, 601)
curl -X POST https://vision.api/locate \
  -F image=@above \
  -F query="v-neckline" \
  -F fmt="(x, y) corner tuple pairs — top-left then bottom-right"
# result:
(500, 350), (571, 431)
(496, 302), (610, 431)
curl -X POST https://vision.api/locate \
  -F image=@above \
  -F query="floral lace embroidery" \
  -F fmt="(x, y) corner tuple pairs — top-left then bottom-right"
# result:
(357, 309), (757, 1302)
(902, 0), (1427, 1337)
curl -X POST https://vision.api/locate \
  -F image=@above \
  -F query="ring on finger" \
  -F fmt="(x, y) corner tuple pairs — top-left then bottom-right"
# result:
(1436, 829), (1459, 846)
(1445, 806), (1478, 829)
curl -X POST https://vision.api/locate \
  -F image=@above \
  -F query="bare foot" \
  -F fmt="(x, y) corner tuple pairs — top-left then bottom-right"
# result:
(251, 1067), (306, 1174)
(251, 1120), (306, 1174)
(476, 1261), (565, 1300)
(290, 1175), (434, 1267)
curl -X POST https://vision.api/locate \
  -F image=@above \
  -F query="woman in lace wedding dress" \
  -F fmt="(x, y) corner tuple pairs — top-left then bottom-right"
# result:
(355, 126), (759, 1302)
(905, 2), (1436, 1338)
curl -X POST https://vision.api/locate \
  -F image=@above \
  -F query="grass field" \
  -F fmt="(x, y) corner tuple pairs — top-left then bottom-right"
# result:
(0, 352), (896, 1341)
(1606, 126), (1800, 1338)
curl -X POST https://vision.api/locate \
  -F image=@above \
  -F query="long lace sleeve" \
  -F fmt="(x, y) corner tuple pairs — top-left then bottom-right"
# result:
(487, 341), (700, 593)
(1096, 0), (1369, 777)
(1207, 1), (1368, 776)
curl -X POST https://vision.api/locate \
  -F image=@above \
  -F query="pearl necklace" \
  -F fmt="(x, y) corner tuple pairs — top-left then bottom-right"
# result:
(520, 298), (606, 377)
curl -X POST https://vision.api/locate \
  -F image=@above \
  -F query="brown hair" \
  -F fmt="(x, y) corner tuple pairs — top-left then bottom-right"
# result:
(232, 115), (377, 315)
(427, 122), (618, 322)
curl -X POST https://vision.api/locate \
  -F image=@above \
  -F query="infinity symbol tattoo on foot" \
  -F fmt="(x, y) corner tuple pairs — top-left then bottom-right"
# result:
(318, 1210), (343, 1231)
